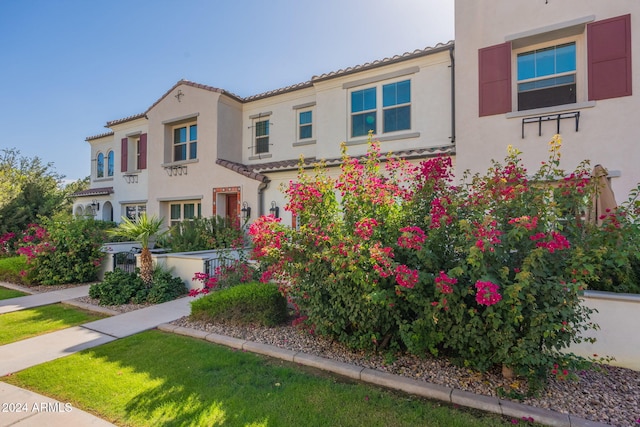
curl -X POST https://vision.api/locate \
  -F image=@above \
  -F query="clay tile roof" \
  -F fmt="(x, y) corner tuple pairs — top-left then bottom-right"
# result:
(244, 81), (314, 102)
(145, 79), (244, 114)
(105, 113), (147, 128)
(312, 41), (454, 82)
(216, 159), (270, 183)
(69, 187), (114, 198)
(85, 131), (115, 141)
(250, 145), (455, 173)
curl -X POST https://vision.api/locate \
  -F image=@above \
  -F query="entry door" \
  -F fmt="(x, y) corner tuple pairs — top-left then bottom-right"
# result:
(226, 194), (238, 220)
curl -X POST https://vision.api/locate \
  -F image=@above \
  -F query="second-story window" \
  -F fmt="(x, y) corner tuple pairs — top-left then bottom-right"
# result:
(107, 150), (114, 177)
(298, 110), (312, 140)
(383, 80), (411, 132)
(96, 152), (104, 178)
(255, 120), (269, 154)
(351, 87), (377, 137)
(173, 124), (197, 161)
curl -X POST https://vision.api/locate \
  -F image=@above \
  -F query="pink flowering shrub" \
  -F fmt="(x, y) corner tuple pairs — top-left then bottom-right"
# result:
(250, 134), (612, 385)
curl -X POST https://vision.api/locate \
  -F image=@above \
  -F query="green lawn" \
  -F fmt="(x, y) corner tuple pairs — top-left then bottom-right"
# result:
(2, 330), (513, 427)
(0, 304), (108, 345)
(0, 286), (27, 300)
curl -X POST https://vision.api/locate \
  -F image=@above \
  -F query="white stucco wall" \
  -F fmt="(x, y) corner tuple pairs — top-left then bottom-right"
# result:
(455, 1), (640, 202)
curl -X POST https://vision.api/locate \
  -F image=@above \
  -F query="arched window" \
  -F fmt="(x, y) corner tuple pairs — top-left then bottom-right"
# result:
(97, 152), (104, 178)
(107, 150), (114, 177)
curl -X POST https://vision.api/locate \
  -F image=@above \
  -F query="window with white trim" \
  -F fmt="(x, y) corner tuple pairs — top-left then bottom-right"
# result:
(170, 201), (201, 226)
(125, 204), (146, 221)
(173, 123), (197, 161)
(96, 152), (105, 178)
(254, 119), (269, 154)
(107, 150), (114, 177)
(517, 42), (577, 111)
(298, 110), (312, 140)
(350, 79), (411, 138)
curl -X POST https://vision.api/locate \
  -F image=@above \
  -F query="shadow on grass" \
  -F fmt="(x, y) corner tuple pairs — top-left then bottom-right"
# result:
(5, 330), (511, 427)
(0, 304), (107, 345)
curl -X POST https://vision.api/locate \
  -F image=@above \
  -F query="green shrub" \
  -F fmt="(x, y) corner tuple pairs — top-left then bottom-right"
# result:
(89, 269), (145, 305)
(162, 216), (245, 252)
(190, 282), (287, 327)
(23, 214), (113, 285)
(89, 268), (187, 306)
(0, 256), (29, 284)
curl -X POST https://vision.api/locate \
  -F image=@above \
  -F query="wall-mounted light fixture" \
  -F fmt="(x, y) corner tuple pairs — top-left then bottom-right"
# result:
(241, 201), (251, 220)
(269, 201), (279, 218)
(91, 199), (100, 211)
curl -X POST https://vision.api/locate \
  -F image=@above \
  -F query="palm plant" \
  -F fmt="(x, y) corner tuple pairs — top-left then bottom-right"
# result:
(108, 214), (166, 286)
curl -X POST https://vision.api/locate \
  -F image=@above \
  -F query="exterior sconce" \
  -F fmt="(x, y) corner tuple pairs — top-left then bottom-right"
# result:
(91, 199), (100, 211)
(269, 201), (279, 218)
(241, 201), (251, 220)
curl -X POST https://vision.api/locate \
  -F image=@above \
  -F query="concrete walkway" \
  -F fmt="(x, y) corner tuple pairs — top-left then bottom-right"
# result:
(0, 282), (610, 427)
(0, 283), (191, 426)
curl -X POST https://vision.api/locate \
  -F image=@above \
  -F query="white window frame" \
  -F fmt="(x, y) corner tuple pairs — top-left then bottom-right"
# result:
(297, 109), (313, 141)
(107, 150), (114, 177)
(124, 204), (146, 221)
(348, 77), (412, 139)
(96, 152), (105, 178)
(169, 201), (202, 226)
(511, 34), (586, 113)
(254, 119), (270, 155)
(172, 122), (198, 162)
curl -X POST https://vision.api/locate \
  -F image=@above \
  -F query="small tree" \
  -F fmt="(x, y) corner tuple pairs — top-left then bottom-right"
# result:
(109, 214), (166, 286)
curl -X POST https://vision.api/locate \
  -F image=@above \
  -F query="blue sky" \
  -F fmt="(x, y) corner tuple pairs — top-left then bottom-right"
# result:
(0, 0), (454, 182)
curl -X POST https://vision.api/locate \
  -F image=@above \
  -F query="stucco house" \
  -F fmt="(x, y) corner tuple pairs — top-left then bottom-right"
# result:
(74, 0), (640, 227)
(72, 42), (456, 227)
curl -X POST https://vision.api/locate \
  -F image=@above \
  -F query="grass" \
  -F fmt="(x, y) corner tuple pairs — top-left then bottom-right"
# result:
(1, 330), (514, 427)
(0, 286), (27, 300)
(0, 256), (28, 285)
(0, 303), (107, 345)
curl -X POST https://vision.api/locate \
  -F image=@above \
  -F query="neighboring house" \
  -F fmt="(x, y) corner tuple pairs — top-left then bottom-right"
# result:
(455, 0), (640, 200)
(72, 42), (456, 227)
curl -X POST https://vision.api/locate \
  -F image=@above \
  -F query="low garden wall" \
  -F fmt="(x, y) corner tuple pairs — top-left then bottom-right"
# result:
(151, 248), (247, 290)
(567, 291), (640, 371)
(98, 241), (142, 281)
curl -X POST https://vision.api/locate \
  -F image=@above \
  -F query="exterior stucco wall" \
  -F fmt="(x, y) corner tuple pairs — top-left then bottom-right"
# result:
(455, 1), (640, 201)
(142, 83), (265, 225)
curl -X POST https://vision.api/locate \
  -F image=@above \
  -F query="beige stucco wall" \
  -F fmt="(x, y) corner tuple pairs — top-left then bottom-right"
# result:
(144, 83), (262, 224)
(455, 1), (640, 202)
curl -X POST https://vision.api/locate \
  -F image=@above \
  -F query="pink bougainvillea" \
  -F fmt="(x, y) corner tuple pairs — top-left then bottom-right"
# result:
(474, 280), (502, 306)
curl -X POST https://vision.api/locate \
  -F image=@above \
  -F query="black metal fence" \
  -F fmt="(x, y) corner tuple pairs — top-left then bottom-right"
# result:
(112, 250), (139, 273)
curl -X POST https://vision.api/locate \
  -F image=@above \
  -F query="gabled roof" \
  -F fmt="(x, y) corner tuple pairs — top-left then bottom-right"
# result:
(69, 187), (114, 198)
(144, 79), (244, 114)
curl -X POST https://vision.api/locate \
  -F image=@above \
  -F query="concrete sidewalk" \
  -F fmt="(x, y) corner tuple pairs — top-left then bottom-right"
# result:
(0, 284), (191, 427)
(0, 285), (92, 314)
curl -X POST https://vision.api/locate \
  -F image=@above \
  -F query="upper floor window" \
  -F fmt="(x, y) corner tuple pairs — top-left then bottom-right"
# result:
(298, 110), (312, 140)
(383, 80), (411, 132)
(255, 120), (269, 154)
(107, 150), (114, 177)
(517, 42), (576, 111)
(173, 124), (197, 161)
(350, 80), (412, 137)
(351, 87), (377, 137)
(96, 153), (105, 178)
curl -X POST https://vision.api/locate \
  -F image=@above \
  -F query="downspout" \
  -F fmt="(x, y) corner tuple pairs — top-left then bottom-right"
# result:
(449, 45), (456, 144)
(258, 181), (269, 217)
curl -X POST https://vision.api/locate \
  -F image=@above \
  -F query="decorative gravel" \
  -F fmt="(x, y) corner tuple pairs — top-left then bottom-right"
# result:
(170, 316), (640, 427)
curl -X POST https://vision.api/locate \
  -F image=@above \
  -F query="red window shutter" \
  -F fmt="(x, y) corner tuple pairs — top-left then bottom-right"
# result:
(588, 14), (632, 100)
(478, 42), (512, 117)
(121, 138), (128, 172)
(139, 133), (147, 170)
